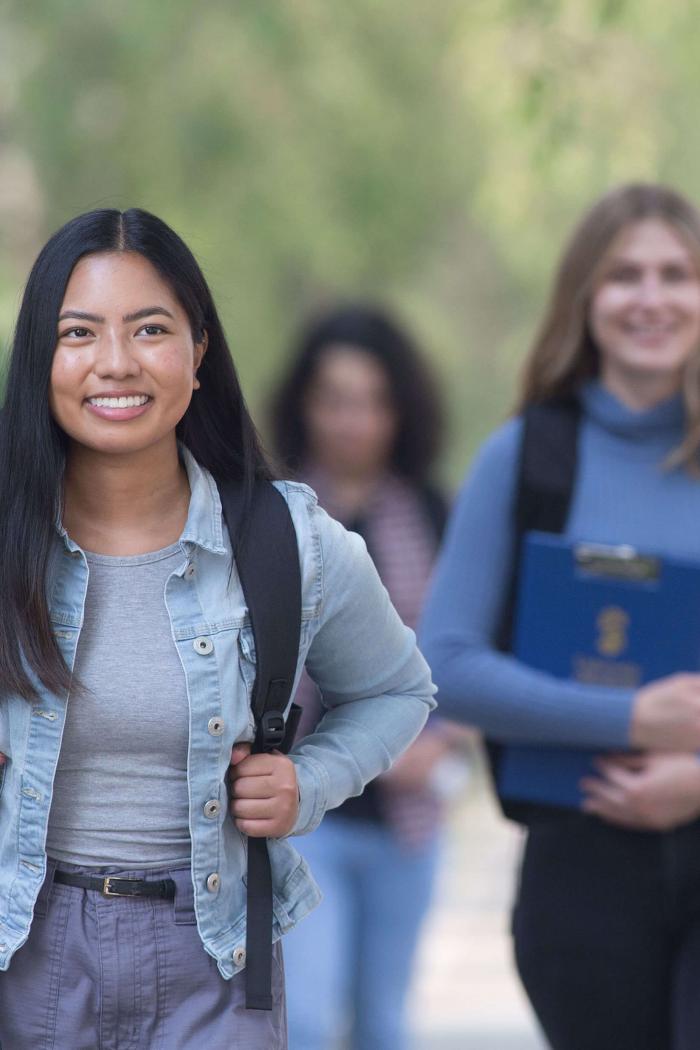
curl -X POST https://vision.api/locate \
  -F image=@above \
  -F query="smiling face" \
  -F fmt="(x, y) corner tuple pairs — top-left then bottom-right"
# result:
(50, 251), (206, 457)
(589, 219), (700, 399)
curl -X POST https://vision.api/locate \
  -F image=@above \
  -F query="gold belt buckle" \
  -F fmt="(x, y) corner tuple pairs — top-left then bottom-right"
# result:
(102, 877), (136, 898)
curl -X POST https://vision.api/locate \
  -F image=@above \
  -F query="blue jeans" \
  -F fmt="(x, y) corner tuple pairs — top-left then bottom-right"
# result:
(284, 814), (439, 1050)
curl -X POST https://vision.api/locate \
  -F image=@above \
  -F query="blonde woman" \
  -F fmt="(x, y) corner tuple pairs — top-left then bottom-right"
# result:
(421, 184), (700, 1050)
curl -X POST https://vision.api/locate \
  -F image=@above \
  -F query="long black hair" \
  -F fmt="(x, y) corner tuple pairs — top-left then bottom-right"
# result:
(270, 304), (444, 482)
(0, 207), (271, 701)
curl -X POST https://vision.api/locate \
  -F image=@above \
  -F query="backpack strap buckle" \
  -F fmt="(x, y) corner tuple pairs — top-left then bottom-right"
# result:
(258, 709), (286, 751)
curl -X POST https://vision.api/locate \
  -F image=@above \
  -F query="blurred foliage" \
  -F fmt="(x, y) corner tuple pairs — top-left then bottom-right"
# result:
(2, 0), (700, 481)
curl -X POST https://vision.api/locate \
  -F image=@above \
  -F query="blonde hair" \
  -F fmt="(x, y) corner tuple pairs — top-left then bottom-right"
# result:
(517, 183), (700, 469)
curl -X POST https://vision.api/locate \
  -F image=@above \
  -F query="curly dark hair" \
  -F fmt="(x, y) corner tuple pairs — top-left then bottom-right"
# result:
(270, 304), (444, 483)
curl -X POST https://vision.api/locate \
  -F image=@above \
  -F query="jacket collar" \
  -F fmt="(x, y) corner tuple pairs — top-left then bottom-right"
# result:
(178, 446), (227, 555)
(55, 444), (228, 557)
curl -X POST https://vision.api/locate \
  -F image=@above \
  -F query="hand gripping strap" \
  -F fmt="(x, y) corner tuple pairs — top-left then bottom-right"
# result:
(217, 479), (302, 1010)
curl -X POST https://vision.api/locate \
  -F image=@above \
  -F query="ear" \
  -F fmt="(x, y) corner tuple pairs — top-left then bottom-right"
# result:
(193, 329), (208, 387)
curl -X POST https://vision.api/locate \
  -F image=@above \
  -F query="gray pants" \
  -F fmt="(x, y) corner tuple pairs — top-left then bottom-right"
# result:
(0, 860), (287, 1050)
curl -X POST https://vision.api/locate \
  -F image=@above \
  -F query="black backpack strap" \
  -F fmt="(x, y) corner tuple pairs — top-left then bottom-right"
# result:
(490, 396), (581, 820)
(495, 396), (581, 652)
(515, 395), (582, 535)
(217, 478), (302, 1010)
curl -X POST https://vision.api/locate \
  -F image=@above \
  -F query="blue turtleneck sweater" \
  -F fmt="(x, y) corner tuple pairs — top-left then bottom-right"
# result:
(419, 382), (700, 747)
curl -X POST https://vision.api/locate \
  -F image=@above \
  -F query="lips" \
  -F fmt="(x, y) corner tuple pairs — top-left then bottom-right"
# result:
(84, 393), (154, 421)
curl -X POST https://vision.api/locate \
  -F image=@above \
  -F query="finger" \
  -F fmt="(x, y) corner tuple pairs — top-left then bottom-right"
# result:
(579, 777), (629, 808)
(591, 762), (638, 790)
(230, 743), (252, 766)
(597, 752), (647, 771)
(601, 765), (640, 790)
(579, 776), (602, 795)
(230, 754), (278, 778)
(230, 798), (277, 820)
(231, 774), (276, 800)
(580, 778), (637, 817)
(0, 753), (5, 765)
(235, 817), (285, 838)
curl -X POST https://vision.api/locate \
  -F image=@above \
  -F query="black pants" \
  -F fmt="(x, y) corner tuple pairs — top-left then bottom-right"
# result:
(512, 813), (700, 1050)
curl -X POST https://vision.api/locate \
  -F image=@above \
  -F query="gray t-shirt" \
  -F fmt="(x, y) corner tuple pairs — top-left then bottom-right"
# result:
(46, 543), (191, 869)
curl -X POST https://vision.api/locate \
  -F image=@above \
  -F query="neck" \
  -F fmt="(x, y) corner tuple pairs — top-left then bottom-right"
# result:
(599, 366), (683, 412)
(62, 436), (190, 555)
(313, 467), (384, 518)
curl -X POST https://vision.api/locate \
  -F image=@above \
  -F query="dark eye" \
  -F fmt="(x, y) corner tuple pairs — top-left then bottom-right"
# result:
(607, 266), (639, 284)
(662, 265), (692, 283)
(139, 324), (166, 336)
(62, 327), (90, 339)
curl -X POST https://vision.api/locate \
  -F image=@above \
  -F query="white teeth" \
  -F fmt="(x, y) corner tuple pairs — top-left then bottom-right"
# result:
(88, 395), (150, 408)
(626, 324), (673, 335)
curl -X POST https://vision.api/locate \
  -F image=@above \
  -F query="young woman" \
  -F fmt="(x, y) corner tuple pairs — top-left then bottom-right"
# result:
(420, 183), (700, 1050)
(0, 209), (435, 1050)
(270, 305), (465, 1050)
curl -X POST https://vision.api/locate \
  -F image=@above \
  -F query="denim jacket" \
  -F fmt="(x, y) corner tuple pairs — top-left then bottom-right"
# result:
(0, 449), (435, 977)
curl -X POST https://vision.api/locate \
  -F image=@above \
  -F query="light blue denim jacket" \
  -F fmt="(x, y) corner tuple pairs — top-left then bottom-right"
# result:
(0, 449), (435, 977)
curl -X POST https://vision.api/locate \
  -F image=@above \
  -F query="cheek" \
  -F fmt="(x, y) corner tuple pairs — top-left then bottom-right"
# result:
(356, 412), (397, 457)
(305, 404), (338, 442)
(679, 290), (700, 329)
(49, 351), (84, 409)
(146, 346), (194, 389)
(589, 287), (629, 333)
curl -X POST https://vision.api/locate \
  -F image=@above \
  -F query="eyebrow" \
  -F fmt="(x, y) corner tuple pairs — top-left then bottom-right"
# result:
(123, 306), (176, 323)
(605, 255), (691, 270)
(57, 306), (176, 324)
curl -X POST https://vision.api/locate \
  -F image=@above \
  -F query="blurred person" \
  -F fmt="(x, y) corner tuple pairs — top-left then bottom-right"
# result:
(271, 305), (469, 1050)
(420, 183), (700, 1050)
(0, 211), (436, 1050)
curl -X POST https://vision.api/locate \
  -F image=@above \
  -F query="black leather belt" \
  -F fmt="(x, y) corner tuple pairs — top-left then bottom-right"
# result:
(53, 871), (176, 899)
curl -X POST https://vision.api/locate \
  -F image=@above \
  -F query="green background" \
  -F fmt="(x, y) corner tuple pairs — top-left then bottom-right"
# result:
(2, 0), (698, 482)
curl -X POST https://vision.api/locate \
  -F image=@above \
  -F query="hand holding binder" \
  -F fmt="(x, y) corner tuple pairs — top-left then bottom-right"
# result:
(580, 751), (700, 831)
(631, 673), (700, 751)
(497, 533), (700, 809)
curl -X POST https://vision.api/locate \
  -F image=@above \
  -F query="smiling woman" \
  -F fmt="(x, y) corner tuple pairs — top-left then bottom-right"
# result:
(0, 209), (434, 1050)
(589, 219), (700, 409)
(49, 250), (209, 553)
(52, 253), (206, 454)
(420, 183), (700, 1050)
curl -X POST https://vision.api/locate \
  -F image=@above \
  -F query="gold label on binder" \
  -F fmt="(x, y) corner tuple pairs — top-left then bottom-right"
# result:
(596, 606), (629, 657)
(573, 655), (642, 688)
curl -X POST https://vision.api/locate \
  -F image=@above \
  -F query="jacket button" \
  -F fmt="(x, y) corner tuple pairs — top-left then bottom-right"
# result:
(233, 946), (246, 967)
(193, 637), (214, 655)
(206, 873), (221, 893)
(204, 799), (221, 819)
(208, 717), (224, 736)
(185, 563), (196, 579)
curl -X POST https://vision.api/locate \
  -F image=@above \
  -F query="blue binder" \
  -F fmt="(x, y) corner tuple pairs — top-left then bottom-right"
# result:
(498, 533), (700, 809)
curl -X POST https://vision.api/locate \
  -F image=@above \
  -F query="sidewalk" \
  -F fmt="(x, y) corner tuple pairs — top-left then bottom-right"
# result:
(408, 763), (547, 1049)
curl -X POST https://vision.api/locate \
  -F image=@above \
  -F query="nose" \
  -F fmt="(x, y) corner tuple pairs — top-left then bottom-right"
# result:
(637, 273), (665, 309)
(94, 329), (141, 380)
